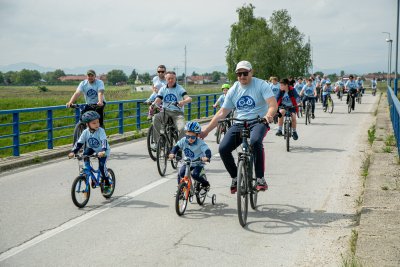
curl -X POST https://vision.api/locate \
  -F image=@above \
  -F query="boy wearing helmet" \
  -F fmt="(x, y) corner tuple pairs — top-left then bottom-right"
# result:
(68, 111), (112, 192)
(322, 80), (333, 108)
(213, 84), (230, 108)
(169, 121), (212, 190)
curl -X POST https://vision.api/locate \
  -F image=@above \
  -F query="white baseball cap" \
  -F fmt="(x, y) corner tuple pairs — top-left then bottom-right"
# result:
(235, 60), (252, 72)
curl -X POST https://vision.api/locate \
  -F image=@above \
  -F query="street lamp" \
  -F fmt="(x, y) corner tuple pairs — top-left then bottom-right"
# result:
(383, 32), (391, 86)
(387, 38), (393, 86)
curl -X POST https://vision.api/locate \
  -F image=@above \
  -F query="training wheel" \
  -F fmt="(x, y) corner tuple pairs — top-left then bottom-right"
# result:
(211, 194), (216, 205)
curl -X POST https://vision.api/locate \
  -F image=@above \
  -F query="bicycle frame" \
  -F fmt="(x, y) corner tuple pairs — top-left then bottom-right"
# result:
(77, 155), (102, 188)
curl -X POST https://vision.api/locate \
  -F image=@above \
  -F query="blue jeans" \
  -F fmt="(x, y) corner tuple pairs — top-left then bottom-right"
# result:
(178, 165), (207, 185)
(83, 148), (108, 179)
(219, 122), (269, 179)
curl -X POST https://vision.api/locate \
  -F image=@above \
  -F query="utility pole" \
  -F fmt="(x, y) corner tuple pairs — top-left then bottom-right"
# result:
(184, 46), (187, 89)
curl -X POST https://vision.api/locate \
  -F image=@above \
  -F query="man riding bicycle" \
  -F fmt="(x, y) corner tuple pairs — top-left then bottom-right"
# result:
(151, 71), (192, 144)
(66, 69), (106, 128)
(345, 75), (358, 110)
(200, 60), (277, 193)
(300, 78), (317, 119)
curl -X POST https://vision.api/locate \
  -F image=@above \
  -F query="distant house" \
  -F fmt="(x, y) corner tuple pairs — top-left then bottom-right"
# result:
(187, 75), (212, 84)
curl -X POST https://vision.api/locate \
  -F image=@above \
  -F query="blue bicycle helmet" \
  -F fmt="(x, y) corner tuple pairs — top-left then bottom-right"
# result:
(81, 110), (100, 123)
(184, 121), (201, 133)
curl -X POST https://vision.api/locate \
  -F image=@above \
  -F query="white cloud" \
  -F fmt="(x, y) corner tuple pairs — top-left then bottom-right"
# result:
(0, 0), (397, 74)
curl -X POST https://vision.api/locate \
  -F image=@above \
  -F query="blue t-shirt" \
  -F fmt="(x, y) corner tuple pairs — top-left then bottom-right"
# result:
(175, 137), (211, 167)
(371, 79), (377, 87)
(270, 83), (280, 98)
(146, 92), (157, 103)
(77, 79), (105, 104)
(322, 85), (333, 96)
(302, 84), (316, 97)
(356, 80), (363, 88)
(222, 77), (274, 120)
(157, 84), (187, 112)
(345, 80), (358, 90)
(281, 92), (293, 107)
(77, 127), (110, 157)
(336, 80), (344, 87)
(152, 76), (167, 90)
(294, 82), (303, 95)
(217, 94), (226, 106)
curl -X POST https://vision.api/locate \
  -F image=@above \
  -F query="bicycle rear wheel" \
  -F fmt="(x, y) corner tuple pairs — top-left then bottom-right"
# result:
(147, 125), (157, 161)
(249, 165), (258, 210)
(101, 168), (116, 199)
(175, 183), (189, 216)
(170, 132), (179, 169)
(157, 135), (167, 176)
(195, 179), (207, 206)
(216, 123), (224, 144)
(73, 123), (86, 146)
(305, 106), (309, 125)
(71, 175), (90, 208)
(237, 160), (248, 227)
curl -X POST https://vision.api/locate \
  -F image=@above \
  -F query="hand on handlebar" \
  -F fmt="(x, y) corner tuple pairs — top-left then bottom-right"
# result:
(169, 153), (175, 160)
(201, 157), (210, 163)
(68, 152), (75, 159)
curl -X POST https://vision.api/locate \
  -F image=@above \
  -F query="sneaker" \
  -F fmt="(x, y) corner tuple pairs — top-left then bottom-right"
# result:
(256, 177), (268, 191)
(103, 184), (111, 194)
(311, 114), (315, 119)
(276, 130), (283, 136)
(292, 131), (298, 140)
(230, 178), (237, 194)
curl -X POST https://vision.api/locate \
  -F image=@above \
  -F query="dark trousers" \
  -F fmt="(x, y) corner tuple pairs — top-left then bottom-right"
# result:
(302, 96), (316, 114)
(83, 148), (108, 180)
(346, 89), (357, 109)
(178, 165), (207, 185)
(219, 122), (269, 179)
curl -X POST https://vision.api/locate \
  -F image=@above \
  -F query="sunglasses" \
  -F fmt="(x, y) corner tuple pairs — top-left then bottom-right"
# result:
(185, 135), (197, 140)
(236, 72), (249, 77)
(158, 71), (165, 73)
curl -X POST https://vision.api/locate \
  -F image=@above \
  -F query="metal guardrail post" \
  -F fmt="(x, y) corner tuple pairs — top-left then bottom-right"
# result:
(47, 110), (53, 149)
(213, 95), (217, 115)
(75, 108), (80, 124)
(136, 102), (141, 130)
(119, 103), (124, 134)
(187, 103), (192, 121)
(12, 113), (20, 156)
(205, 95), (209, 117)
(197, 96), (201, 119)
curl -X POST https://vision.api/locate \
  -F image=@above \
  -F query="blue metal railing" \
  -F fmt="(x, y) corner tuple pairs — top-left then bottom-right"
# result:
(387, 86), (400, 156)
(0, 93), (219, 156)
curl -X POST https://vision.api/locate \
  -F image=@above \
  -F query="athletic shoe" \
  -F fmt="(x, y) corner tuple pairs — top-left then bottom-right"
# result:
(311, 114), (315, 119)
(230, 178), (237, 194)
(292, 131), (298, 140)
(256, 177), (268, 191)
(276, 130), (283, 136)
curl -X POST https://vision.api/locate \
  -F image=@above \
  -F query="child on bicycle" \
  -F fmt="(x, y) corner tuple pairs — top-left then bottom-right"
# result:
(322, 81), (333, 108)
(213, 83), (233, 129)
(169, 121), (212, 191)
(68, 111), (112, 193)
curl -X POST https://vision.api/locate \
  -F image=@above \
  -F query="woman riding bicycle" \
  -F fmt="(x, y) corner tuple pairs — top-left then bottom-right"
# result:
(275, 78), (300, 140)
(169, 121), (211, 191)
(199, 60), (277, 194)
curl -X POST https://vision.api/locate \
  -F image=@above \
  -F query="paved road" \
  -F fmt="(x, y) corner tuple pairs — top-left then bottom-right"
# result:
(0, 94), (377, 266)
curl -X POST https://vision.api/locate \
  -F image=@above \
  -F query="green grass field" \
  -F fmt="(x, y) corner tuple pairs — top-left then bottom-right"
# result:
(0, 84), (221, 158)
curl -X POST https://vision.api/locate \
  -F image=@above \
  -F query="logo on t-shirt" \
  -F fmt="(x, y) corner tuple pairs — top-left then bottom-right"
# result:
(306, 88), (313, 95)
(184, 148), (194, 158)
(236, 96), (255, 111)
(88, 138), (100, 148)
(87, 89), (97, 98)
(164, 94), (178, 103)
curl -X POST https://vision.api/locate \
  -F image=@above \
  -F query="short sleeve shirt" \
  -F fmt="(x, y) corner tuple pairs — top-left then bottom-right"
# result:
(175, 137), (210, 167)
(78, 127), (110, 157)
(222, 77), (274, 120)
(217, 94), (226, 106)
(270, 83), (280, 98)
(152, 76), (167, 90)
(77, 79), (105, 104)
(157, 84), (187, 112)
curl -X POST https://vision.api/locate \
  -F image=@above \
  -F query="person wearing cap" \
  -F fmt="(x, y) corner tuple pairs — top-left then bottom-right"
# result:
(66, 69), (106, 127)
(322, 80), (333, 109)
(200, 60), (278, 193)
(345, 75), (358, 110)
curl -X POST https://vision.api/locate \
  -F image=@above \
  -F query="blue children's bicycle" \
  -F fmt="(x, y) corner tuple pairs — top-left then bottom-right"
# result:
(71, 153), (116, 208)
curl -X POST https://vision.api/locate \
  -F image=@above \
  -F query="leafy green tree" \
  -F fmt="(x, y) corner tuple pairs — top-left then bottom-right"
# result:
(340, 70), (345, 77)
(15, 69), (41, 85)
(192, 71), (199, 76)
(314, 71), (324, 77)
(0, 71), (4, 85)
(226, 5), (311, 81)
(3, 71), (16, 84)
(107, 69), (128, 85)
(139, 72), (151, 84)
(128, 69), (137, 84)
(211, 71), (221, 82)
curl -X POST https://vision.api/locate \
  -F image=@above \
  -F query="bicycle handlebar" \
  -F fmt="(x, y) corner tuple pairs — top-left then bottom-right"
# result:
(218, 116), (266, 125)
(175, 156), (210, 163)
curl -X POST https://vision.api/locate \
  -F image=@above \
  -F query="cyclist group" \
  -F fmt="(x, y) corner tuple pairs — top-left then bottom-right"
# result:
(65, 62), (375, 202)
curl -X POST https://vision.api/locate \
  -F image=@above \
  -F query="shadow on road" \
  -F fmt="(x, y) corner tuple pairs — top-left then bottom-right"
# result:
(290, 146), (345, 153)
(110, 152), (150, 160)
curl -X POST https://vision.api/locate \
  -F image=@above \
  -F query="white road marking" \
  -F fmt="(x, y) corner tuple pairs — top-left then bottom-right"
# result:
(0, 177), (173, 262)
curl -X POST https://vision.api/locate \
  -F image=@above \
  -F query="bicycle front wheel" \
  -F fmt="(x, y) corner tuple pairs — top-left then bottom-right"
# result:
(157, 135), (167, 176)
(237, 160), (248, 227)
(284, 120), (290, 152)
(175, 183), (189, 216)
(170, 132), (179, 170)
(216, 123), (223, 144)
(328, 98), (334, 113)
(71, 175), (90, 208)
(147, 125), (157, 161)
(305, 106), (309, 125)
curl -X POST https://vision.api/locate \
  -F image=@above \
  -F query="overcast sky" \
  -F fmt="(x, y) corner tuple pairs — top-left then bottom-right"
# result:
(0, 0), (397, 75)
